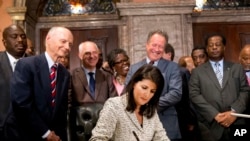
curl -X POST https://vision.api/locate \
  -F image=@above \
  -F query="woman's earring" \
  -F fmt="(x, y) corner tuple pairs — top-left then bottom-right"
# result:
(113, 69), (117, 77)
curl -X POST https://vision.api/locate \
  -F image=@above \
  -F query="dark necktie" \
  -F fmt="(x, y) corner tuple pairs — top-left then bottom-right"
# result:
(50, 64), (58, 107)
(149, 61), (154, 65)
(88, 72), (95, 98)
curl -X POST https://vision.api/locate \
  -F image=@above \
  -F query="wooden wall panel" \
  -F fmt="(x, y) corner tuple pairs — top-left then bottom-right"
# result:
(193, 22), (250, 63)
(40, 26), (118, 73)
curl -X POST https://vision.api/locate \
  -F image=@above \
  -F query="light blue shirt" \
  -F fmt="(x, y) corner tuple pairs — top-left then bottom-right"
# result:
(81, 65), (96, 85)
(209, 59), (224, 76)
(45, 52), (58, 72)
(146, 57), (159, 66)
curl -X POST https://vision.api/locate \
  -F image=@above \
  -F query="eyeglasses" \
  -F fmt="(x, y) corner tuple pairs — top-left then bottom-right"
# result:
(114, 58), (129, 65)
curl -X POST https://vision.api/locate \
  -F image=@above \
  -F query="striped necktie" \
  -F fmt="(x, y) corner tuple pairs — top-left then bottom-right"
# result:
(214, 62), (223, 87)
(50, 64), (58, 107)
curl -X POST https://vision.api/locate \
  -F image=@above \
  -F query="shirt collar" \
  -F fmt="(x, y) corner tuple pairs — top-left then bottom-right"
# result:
(6, 51), (18, 64)
(6, 51), (21, 71)
(146, 57), (160, 66)
(81, 65), (96, 74)
(45, 52), (57, 69)
(209, 59), (224, 67)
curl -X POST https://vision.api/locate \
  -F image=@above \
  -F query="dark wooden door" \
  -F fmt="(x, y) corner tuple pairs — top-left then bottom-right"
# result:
(193, 22), (250, 63)
(39, 26), (118, 73)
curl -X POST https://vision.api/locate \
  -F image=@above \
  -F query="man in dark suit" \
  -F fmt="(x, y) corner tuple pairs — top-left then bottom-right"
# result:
(4, 26), (73, 141)
(189, 33), (249, 141)
(71, 41), (117, 140)
(0, 24), (27, 141)
(125, 30), (182, 141)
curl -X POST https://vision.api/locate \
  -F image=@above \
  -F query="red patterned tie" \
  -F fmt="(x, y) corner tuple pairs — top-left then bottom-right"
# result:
(50, 64), (58, 107)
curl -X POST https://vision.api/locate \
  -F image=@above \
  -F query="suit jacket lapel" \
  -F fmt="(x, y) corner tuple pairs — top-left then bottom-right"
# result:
(1, 52), (13, 79)
(204, 62), (222, 90)
(221, 61), (231, 89)
(95, 69), (103, 99)
(122, 96), (143, 131)
(52, 64), (69, 117)
(142, 59), (147, 65)
(36, 54), (53, 111)
(54, 64), (66, 108)
(157, 58), (169, 71)
(78, 68), (92, 98)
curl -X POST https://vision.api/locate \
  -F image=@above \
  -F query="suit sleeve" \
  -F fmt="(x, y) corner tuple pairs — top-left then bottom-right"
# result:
(125, 66), (134, 85)
(158, 63), (182, 111)
(107, 73), (118, 97)
(152, 113), (171, 141)
(89, 99), (117, 141)
(230, 64), (249, 113)
(10, 60), (49, 136)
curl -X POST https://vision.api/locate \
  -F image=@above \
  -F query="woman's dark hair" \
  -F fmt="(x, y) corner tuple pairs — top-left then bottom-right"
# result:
(107, 48), (129, 68)
(125, 64), (164, 118)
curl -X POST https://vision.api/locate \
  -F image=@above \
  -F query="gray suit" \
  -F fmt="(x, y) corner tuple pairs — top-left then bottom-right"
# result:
(126, 58), (182, 139)
(189, 61), (249, 140)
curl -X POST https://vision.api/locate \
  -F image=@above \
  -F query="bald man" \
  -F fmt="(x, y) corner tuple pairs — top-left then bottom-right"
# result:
(71, 41), (117, 105)
(239, 44), (250, 74)
(4, 26), (73, 141)
(70, 41), (117, 140)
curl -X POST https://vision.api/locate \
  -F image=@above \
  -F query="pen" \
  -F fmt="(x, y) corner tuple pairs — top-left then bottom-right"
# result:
(132, 131), (140, 141)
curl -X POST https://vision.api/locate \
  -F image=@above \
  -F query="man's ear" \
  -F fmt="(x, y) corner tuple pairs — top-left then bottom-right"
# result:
(2, 39), (6, 47)
(78, 53), (82, 60)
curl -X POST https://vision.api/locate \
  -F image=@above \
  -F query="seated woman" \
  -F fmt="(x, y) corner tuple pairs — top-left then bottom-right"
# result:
(89, 65), (170, 141)
(106, 48), (130, 96)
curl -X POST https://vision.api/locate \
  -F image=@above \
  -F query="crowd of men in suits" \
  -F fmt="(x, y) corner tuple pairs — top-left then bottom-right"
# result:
(0, 24), (250, 141)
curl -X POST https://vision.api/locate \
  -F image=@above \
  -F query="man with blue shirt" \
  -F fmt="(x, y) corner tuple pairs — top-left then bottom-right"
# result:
(189, 33), (249, 141)
(126, 30), (182, 141)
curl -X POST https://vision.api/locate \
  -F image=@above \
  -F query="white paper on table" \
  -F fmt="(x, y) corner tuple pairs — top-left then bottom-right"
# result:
(231, 113), (250, 118)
